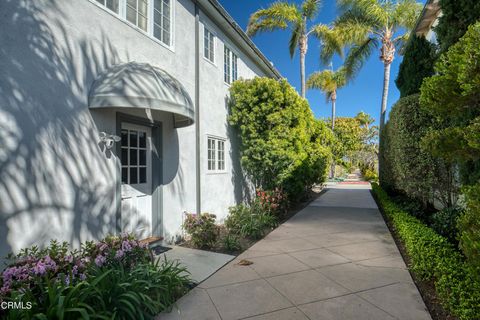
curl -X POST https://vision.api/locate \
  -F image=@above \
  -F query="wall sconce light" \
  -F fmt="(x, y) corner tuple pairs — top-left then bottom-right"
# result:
(99, 132), (121, 149)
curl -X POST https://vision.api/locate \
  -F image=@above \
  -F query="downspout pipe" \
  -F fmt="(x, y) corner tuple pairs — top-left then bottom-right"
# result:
(194, 1), (201, 215)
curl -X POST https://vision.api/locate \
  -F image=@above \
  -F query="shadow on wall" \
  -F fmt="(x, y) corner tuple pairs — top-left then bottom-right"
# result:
(0, 0), (137, 263)
(225, 96), (253, 204)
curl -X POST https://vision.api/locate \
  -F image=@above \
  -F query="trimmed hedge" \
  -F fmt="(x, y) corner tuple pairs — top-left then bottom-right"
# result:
(372, 183), (480, 320)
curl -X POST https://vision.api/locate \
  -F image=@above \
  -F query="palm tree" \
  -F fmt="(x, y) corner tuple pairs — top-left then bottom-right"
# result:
(247, 0), (342, 98)
(329, 0), (422, 132)
(307, 67), (347, 130)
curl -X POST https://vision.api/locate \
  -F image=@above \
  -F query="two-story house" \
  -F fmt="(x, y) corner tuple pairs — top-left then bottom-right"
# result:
(0, 0), (281, 259)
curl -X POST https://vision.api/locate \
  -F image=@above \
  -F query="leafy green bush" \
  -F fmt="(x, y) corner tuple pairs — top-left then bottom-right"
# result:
(256, 188), (288, 218)
(383, 94), (457, 207)
(362, 168), (378, 182)
(182, 213), (218, 249)
(430, 206), (463, 244)
(0, 235), (190, 319)
(221, 233), (241, 252)
(435, 0), (480, 53)
(458, 185), (480, 270)
(228, 77), (332, 200)
(226, 200), (277, 239)
(420, 22), (480, 184)
(372, 183), (480, 320)
(395, 35), (436, 97)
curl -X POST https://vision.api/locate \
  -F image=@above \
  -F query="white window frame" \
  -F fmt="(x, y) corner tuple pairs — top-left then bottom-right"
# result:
(207, 136), (227, 173)
(224, 44), (238, 85)
(203, 25), (216, 65)
(89, 0), (175, 51)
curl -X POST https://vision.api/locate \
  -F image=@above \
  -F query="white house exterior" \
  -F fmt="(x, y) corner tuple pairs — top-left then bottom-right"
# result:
(413, 0), (442, 43)
(0, 0), (281, 260)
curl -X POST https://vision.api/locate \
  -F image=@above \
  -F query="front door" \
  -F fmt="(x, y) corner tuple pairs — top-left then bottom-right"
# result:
(120, 123), (152, 238)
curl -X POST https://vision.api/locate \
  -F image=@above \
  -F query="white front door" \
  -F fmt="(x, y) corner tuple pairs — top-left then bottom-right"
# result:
(120, 123), (152, 238)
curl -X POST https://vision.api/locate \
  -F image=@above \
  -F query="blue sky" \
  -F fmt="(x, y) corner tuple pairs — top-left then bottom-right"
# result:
(219, 0), (423, 125)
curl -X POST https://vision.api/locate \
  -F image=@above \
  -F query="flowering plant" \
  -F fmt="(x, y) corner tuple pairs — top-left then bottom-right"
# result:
(0, 240), (88, 299)
(256, 188), (288, 217)
(81, 233), (150, 270)
(0, 234), (149, 303)
(182, 213), (218, 248)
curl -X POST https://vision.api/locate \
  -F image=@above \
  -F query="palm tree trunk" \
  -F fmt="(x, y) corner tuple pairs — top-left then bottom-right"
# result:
(330, 96), (336, 178)
(299, 35), (307, 98)
(331, 97), (336, 130)
(380, 62), (391, 132)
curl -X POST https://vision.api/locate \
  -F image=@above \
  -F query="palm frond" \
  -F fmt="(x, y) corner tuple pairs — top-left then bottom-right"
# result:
(311, 24), (345, 64)
(392, 0), (423, 30)
(289, 21), (303, 57)
(247, 2), (300, 36)
(343, 37), (378, 79)
(393, 32), (410, 54)
(337, 0), (387, 26)
(307, 68), (348, 102)
(302, 0), (322, 19)
(334, 21), (371, 46)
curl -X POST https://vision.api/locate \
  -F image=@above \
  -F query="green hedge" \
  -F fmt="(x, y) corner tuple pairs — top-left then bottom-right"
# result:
(371, 183), (480, 320)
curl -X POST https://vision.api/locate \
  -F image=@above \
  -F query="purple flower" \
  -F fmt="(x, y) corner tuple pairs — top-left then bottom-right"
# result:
(72, 265), (78, 275)
(99, 243), (108, 252)
(115, 250), (124, 259)
(95, 255), (106, 267)
(64, 275), (70, 286)
(79, 273), (87, 281)
(64, 255), (73, 263)
(121, 240), (132, 252)
(33, 261), (47, 276)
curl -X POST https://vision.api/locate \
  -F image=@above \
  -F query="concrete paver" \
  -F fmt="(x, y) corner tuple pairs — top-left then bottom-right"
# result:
(159, 185), (431, 320)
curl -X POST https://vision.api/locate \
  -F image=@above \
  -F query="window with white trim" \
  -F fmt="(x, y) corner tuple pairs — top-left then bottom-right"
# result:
(94, 0), (173, 47)
(96, 0), (120, 13)
(224, 45), (238, 84)
(121, 128), (148, 184)
(204, 27), (215, 63)
(207, 137), (226, 172)
(153, 0), (171, 45)
(126, 0), (148, 31)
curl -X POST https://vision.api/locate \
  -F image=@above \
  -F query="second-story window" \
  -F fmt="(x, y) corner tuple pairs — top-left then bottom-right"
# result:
(96, 0), (120, 13)
(126, 0), (149, 32)
(224, 46), (231, 83)
(94, 0), (173, 48)
(153, 0), (171, 46)
(224, 46), (238, 84)
(204, 27), (215, 63)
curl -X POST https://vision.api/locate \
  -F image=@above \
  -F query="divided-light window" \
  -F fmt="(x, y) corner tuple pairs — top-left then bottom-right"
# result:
(207, 137), (226, 172)
(94, 0), (172, 47)
(224, 45), (238, 84)
(204, 27), (215, 63)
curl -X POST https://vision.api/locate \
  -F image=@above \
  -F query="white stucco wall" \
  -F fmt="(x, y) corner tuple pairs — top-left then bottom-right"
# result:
(0, 0), (275, 260)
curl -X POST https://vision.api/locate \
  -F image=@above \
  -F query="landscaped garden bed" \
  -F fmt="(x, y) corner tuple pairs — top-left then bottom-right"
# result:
(179, 186), (326, 256)
(0, 234), (190, 319)
(371, 183), (480, 320)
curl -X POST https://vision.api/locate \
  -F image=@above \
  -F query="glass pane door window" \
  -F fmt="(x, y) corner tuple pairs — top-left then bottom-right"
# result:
(121, 124), (152, 194)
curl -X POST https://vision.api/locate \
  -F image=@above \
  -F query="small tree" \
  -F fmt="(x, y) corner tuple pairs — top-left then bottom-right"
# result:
(228, 78), (333, 199)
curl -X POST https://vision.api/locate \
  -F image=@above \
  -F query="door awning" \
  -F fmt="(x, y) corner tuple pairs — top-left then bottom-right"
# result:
(88, 62), (194, 128)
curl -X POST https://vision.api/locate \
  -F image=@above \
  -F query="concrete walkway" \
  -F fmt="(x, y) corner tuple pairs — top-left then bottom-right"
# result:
(159, 184), (431, 320)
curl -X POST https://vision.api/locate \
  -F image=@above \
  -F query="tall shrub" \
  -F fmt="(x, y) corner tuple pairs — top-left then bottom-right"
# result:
(435, 0), (480, 53)
(382, 95), (456, 207)
(228, 78), (332, 199)
(395, 35), (436, 97)
(420, 22), (480, 268)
